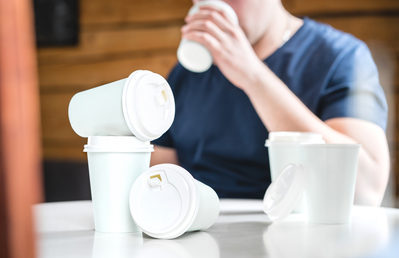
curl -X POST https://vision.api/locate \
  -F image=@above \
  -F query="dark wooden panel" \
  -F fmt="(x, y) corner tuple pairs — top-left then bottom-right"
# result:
(43, 144), (87, 161)
(40, 92), (87, 161)
(316, 16), (399, 51)
(39, 53), (177, 92)
(80, 0), (192, 25)
(38, 25), (182, 65)
(40, 92), (78, 141)
(0, 0), (43, 257)
(283, 0), (399, 16)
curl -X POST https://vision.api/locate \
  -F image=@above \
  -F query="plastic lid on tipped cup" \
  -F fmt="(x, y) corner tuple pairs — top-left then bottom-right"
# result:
(122, 71), (175, 142)
(263, 163), (307, 222)
(265, 132), (325, 146)
(129, 164), (200, 239)
(177, 1), (239, 73)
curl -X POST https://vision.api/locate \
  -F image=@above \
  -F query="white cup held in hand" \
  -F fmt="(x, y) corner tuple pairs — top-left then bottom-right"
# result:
(177, 0), (238, 73)
(84, 136), (154, 233)
(129, 164), (220, 239)
(301, 144), (360, 224)
(69, 70), (175, 141)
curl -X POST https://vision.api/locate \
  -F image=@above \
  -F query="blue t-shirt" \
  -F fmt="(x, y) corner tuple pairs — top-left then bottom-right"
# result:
(153, 17), (388, 199)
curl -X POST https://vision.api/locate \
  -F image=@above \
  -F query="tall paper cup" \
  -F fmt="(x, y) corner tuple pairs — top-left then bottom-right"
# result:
(177, 1), (238, 73)
(69, 70), (175, 142)
(84, 136), (154, 233)
(265, 132), (324, 212)
(129, 164), (220, 239)
(301, 144), (360, 224)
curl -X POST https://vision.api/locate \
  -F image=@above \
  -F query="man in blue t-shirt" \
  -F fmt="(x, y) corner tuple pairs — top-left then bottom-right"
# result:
(151, 0), (389, 206)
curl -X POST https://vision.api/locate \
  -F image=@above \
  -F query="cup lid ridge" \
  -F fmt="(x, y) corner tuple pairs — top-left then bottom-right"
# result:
(129, 164), (199, 239)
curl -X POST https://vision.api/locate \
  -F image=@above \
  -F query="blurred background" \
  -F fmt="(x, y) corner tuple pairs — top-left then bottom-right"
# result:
(36, 0), (399, 207)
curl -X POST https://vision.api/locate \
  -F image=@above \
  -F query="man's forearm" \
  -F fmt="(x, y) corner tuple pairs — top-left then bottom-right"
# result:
(242, 64), (390, 206)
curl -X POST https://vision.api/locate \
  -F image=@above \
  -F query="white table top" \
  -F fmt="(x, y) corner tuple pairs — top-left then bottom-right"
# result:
(34, 200), (399, 258)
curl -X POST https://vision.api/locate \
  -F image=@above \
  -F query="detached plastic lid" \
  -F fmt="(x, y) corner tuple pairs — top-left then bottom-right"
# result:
(129, 164), (199, 239)
(265, 132), (324, 146)
(84, 136), (154, 153)
(263, 164), (307, 222)
(122, 70), (175, 142)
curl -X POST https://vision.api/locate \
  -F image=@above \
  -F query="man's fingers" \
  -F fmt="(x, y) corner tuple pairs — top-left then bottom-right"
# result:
(185, 7), (236, 35)
(182, 30), (222, 56)
(182, 19), (228, 43)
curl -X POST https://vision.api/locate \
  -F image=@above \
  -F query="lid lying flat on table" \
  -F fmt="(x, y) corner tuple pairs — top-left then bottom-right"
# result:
(265, 132), (325, 146)
(263, 163), (307, 222)
(122, 70), (175, 142)
(83, 136), (154, 153)
(129, 164), (199, 239)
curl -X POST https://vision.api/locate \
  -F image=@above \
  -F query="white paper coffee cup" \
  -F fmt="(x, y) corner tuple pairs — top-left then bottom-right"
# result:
(84, 136), (154, 233)
(69, 70), (175, 142)
(301, 144), (360, 224)
(129, 164), (220, 239)
(265, 132), (324, 212)
(177, 0), (238, 73)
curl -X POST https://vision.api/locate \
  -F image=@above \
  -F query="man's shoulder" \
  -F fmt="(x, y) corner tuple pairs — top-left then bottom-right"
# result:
(301, 18), (366, 59)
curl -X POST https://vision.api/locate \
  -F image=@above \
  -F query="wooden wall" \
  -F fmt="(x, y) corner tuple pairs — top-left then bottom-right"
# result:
(37, 0), (399, 202)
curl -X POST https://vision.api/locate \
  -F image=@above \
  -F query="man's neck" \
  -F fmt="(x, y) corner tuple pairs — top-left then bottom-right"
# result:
(253, 9), (304, 60)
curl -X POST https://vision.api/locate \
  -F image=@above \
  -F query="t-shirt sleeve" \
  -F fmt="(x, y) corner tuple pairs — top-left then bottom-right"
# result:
(318, 42), (388, 131)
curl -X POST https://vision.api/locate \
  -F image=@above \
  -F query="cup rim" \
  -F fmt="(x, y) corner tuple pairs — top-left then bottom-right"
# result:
(301, 143), (361, 148)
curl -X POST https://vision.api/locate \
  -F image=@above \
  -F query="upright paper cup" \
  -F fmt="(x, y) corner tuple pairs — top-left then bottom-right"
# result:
(265, 132), (324, 212)
(84, 136), (154, 233)
(177, 1), (238, 73)
(301, 144), (360, 224)
(69, 70), (175, 141)
(129, 164), (220, 239)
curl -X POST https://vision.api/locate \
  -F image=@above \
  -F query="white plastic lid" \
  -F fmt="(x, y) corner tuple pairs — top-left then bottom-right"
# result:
(83, 136), (154, 153)
(129, 164), (199, 239)
(265, 132), (325, 146)
(122, 70), (175, 142)
(263, 163), (307, 222)
(177, 1), (239, 73)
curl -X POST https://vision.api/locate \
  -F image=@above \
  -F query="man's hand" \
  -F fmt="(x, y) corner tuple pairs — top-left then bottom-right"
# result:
(182, 6), (265, 90)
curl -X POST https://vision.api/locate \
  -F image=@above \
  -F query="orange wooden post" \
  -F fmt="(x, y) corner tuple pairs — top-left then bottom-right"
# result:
(0, 0), (43, 257)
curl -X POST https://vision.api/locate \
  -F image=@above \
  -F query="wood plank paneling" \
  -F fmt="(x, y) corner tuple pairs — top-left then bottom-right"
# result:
(316, 16), (399, 51)
(37, 16), (399, 67)
(79, 0), (399, 26)
(40, 93), (78, 142)
(43, 145), (87, 161)
(80, 0), (192, 25)
(283, 0), (399, 16)
(39, 54), (177, 92)
(38, 25), (182, 65)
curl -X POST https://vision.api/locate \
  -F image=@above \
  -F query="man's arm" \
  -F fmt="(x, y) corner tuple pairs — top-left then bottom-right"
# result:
(325, 118), (390, 206)
(182, 6), (390, 206)
(150, 145), (179, 167)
